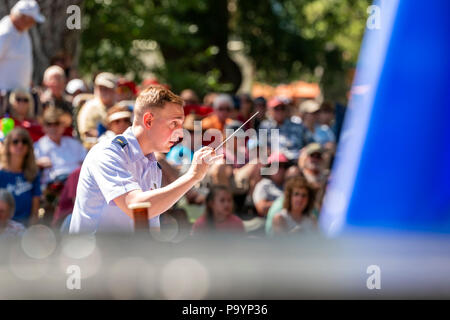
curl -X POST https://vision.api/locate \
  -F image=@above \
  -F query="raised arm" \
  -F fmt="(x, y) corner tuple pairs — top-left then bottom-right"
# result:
(113, 147), (222, 218)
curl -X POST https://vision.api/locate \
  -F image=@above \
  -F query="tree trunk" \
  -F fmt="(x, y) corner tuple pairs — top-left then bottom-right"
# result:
(0, 0), (84, 85)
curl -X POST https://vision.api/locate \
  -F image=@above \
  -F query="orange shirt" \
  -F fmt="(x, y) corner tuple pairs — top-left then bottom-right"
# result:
(201, 114), (232, 133)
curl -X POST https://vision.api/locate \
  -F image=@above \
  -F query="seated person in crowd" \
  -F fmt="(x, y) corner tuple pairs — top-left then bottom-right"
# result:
(40, 65), (74, 136)
(34, 107), (87, 186)
(181, 89), (213, 117)
(65, 78), (87, 104)
(202, 94), (233, 136)
(299, 99), (336, 146)
(259, 97), (307, 161)
(0, 128), (41, 225)
(51, 166), (81, 229)
(252, 152), (289, 217)
(192, 185), (245, 235)
(116, 78), (138, 103)
(77, 72), (117, 144)
(272, 177), (317, 235)
(98, 104), (132, 143)
(253, 96), (267, 131)
(236, 93), (255, 130)
(3, 88), (43, 142)
(298, 143), (328, 190)
(0, 189), (26, 238)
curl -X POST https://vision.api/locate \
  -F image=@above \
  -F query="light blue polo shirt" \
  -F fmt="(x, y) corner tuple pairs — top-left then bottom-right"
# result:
(69, 127), (162, 234)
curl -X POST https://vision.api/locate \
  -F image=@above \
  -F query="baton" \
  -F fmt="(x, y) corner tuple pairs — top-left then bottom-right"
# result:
(214, 111), (259, 152)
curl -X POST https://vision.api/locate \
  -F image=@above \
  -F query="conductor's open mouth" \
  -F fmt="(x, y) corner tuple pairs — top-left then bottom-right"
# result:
(169, 137), (183, 147)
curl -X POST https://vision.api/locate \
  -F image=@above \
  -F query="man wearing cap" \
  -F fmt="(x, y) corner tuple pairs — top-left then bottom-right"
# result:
(298, 143), (328, 189)
(299, 99), (335, 146)
(260, 97), (307, 160)
(77, 72), (118, 143)
(65, 79), (87, 102)
(69, 85), (221, 234)
(0, 0), (45, 91)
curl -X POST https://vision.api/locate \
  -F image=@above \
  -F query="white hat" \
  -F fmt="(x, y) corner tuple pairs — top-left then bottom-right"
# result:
(299, 100), (320, 114)
(95, 72), (117, 89)
(108, 111), (132, 123)
(11, 0), (45, 23)
(66, 79), (87, 95)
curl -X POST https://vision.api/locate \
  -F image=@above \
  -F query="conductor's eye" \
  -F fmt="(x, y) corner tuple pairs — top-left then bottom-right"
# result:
(170, 121), (177, 129)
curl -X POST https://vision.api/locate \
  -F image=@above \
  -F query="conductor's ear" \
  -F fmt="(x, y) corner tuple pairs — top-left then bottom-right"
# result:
(143, 112), (154, 129)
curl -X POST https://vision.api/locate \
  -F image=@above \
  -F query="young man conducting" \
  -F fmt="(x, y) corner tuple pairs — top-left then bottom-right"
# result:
(69, 85), (221, 233)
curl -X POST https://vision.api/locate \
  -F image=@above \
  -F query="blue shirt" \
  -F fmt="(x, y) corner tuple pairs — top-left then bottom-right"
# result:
(259, 118), (307, 160)
(0, 170), (41, 224)
(304, 124), (336, 146)
(69, 127), (162, 234)
(166, 144), (193, 167)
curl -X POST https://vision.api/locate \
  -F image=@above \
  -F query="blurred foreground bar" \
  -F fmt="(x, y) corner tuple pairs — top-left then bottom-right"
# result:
(1, 230), (450, 299)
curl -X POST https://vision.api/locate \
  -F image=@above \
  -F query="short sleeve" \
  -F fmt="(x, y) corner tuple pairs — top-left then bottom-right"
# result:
(252, 180), (270, 204)
(88, 146), (141, 204)
(33, 141), (43, 159)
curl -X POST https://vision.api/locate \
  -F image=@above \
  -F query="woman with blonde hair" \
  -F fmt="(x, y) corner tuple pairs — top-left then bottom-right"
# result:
(2, 89), (44, 142)
(0, 128), (41, 225)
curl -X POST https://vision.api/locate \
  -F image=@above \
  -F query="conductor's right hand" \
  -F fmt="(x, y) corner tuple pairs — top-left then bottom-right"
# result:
(187, 146), (223, 182)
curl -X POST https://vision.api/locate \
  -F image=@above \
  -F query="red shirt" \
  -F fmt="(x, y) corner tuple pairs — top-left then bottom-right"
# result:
(51, 167), (81, 227)
(10, 118), (44, 142)
(192, 214), (245, 234)
(183, 104), (213, 117)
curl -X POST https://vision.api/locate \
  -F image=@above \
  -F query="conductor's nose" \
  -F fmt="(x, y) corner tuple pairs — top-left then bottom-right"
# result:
(171, 128), (184, 141)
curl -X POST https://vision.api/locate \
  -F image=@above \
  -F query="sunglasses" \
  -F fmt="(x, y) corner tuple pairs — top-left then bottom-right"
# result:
(217, 107), (231, 112)
(16, 97), (29, 103)
(274, 106), (286, 111)
(11, 138), (28, 145)
(310, 152), (322, 159)
(111, 118), (131, 124)
(44, 121), (60, 127)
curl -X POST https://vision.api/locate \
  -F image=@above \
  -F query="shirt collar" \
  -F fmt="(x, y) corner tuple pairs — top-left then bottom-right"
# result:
(123, 127), (156, 163)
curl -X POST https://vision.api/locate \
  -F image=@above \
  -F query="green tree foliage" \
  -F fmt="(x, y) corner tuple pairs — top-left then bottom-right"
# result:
(80, 0), (370, 100)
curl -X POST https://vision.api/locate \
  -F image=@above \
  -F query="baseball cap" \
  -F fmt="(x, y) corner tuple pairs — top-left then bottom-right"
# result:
(267, 152), (289, 164)
(267, 97), (285, 109)
(299, 100), (320, 114)
(11, 0), (45, 23)
(66, 79), (87, 95)
(94, 72), (117, 89)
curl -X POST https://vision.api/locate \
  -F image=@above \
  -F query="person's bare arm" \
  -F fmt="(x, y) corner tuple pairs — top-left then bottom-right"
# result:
(114, 147), (221, 218)
(29, 196), (41, 225)
(272, 213), (287, 234)
(254, 200), (273, 217)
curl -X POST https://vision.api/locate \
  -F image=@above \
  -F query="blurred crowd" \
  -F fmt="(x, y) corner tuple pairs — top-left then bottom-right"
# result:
(0, 0), (346, 240)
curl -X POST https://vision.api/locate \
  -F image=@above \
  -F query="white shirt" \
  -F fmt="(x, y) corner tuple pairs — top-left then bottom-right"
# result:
(34, 136), (87, 185)
(69, 127), (162, 234)
(0, 16), (32, 90)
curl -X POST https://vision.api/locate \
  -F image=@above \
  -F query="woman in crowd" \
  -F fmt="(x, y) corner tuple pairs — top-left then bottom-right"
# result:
(192, 185), (245, 235)
(97, 104), (132, 143)
(272, 177), (317, 235)
(3, 89), (44, 142)
(0, 189), (26, 238)
(0, 128), (41, 225)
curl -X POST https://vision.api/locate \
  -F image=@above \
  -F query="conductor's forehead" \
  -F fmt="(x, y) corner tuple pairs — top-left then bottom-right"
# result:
(156, 102), (185, 120)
